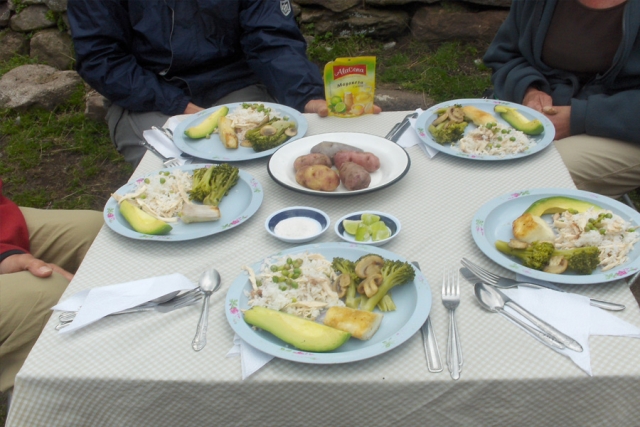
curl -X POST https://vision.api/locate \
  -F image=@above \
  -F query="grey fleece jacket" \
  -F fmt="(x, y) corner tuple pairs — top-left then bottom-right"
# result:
(483, 0), (640, 144)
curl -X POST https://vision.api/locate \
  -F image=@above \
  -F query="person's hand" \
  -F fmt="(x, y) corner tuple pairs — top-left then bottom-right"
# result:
(522, 87), (553, 113)
(304, 99), (382, 117)
(0, 253), (74, 281)
(184, 102), (204, 114)
(545, 105), (571, 140)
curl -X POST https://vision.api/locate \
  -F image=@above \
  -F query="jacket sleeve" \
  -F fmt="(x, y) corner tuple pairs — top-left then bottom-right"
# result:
(66, 0), (191, 115)
(482, 3), (550, 104)
(238, 0), (325, 112)
(571, 90), (640, 144)
(0, 179), (30, 264)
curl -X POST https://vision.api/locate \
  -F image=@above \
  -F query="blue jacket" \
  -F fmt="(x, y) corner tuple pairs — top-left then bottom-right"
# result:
(483, 0), (640, 143)
(67, 0), (325, 115)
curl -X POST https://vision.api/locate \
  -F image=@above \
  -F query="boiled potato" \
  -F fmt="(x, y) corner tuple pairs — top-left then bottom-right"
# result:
(310, 141), (363, 160)
(294, 153), (332, 172)
(333, 151), (380, 173)
(295, 165), (340, 192)
(339, 162), (371, 191)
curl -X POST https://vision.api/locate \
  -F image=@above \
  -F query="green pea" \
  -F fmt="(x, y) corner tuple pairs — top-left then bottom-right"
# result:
(286, 257), (293, 265)
(294, 259), (303, 268)
(144, 178), (150, 184)
(291, 297), (297, 303)
(293, 268), (301, 275)
(272, 276), (280, 283)
(279, 285), (287, 291)
(605, 213), (613, 219)
(509, 137), (516, 141)
(256, 280), (262, 287)
(139, 194), (147, 199)
(497, 136), (503, 141)
(270, 265), (279, 272)
(160, 178), (166, 184)
(501, 129), (508, 134)
(291, 273), (300, 279)
(599, 228), (606, 235)
(281, 270), (290, 278)
(289, 281), (298, 289)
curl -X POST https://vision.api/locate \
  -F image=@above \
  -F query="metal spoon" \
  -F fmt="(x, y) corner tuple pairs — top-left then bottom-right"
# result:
(192, 268), (222, 351)
(474, 282), (583, 352)
(473, 282), (565, 350)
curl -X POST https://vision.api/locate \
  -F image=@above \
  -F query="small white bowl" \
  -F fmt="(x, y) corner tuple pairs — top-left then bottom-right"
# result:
(265, 206), (330, 244)
(334, 211), (401, 246)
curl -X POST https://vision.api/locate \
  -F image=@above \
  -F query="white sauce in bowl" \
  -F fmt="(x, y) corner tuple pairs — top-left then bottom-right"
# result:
(274, 217), (322, 239)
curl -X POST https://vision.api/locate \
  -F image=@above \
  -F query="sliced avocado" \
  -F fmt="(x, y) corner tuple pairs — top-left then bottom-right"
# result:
(244, 306), (350, 352)
(524, 196), (602, 216)
(184, 106), (229, 139)
(119, 199), (172, 235)
(494, 105), (544, 135)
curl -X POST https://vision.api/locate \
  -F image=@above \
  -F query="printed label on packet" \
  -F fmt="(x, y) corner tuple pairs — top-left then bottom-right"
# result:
(324, 56), (376, 118)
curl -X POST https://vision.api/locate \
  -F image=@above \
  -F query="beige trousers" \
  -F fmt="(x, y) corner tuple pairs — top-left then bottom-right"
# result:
(554, 135), (640, 199)
(0, 207), (103, 392)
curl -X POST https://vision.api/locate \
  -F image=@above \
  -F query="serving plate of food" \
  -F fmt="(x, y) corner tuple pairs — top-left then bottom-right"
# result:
(225, 242), (431, 364)
(267, 132), (411, 196)
(471, 188), (640, 284)
(414, 98), (555, 160)
(104, 164), (263, 241)
(172, 102), (308, 161)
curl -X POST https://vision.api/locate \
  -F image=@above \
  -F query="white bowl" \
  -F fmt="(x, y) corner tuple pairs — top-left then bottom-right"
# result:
(265, 206), (330, 244)
(334, 211), (401, 246)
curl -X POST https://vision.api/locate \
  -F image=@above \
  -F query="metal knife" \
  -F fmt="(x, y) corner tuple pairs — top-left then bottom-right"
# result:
(386, 112), (418, 142)
(413, 261), (443, 372)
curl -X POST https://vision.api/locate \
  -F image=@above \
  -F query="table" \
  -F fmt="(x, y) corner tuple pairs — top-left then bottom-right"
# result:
(7, 112), (640, 427)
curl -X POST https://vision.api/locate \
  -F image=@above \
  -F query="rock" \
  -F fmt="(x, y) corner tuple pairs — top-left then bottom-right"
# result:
(464, 0), (512, 7)
(375, 82), (435, 112)
(295, 0), (360, 13)
(0, 30), (29, 61)
(30, 28), (74, 70)
(84, 90), (109, 122)
(300, 7), (409, 39)
(10, 5), (56, 32)
(0, 1), (11, 26)
(44, 0), (67, 12)
(411, 7), (509, 43)
(0, 64), (82, 111)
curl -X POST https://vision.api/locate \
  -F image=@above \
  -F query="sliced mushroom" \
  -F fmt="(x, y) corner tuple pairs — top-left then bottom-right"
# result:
(544, 256), (568, 274)
(361, 274), (383, 297)
(354, 255), (384, 279)
(260, 125), (277, 136)
(284, 127), (298, 137)
(431, 112), (449, 126)
(332, 274), (350, 298)
(448, 106), (465, 123)
(508, 238), (529, 249)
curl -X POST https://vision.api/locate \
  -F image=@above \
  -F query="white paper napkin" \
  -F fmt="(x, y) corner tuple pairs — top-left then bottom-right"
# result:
(396, 108), (439, 158)
(499, 286), (640, 375)
(142, 114), (192, 162)
(52, 273), (197, 333)
(226, 334), (274, 379)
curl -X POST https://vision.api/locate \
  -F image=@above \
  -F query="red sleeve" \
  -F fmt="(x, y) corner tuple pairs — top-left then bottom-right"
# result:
(0, 178), (30, 262)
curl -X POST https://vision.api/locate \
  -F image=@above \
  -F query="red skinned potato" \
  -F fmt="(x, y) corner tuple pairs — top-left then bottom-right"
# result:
(294, 153), (332, 172)
(333, 151), (381, 173)
(295, 165), (340, 192)
(310, 141), (363, 160)
(339, 162), (371, 191)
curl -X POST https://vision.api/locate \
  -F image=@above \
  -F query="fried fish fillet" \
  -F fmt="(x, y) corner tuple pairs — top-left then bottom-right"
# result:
(461, 105), (497, 126)
(323, 306), (383, 340)
(512, 213), (556, 243)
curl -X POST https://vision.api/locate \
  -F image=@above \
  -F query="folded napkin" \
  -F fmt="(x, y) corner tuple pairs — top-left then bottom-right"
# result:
(395, 108), (439, 158)
(500, 284), (640, 375)
(52, 273), (197, 333)
(226, 334), (274, 379)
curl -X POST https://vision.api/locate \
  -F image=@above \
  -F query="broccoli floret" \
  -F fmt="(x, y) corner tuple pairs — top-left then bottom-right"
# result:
(495, 240), (555, 271)
(332, 257), (361, 309)
(189, 163), (239, 207)
(361, 259), (415, 312)
(553, 246), (600, 275)
(428, 121), (468, 144)
(246, 119), (294, 152)
(376, 294), (396, 312)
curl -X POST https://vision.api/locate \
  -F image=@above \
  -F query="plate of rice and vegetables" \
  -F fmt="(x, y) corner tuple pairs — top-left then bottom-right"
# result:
(414, 98), (555, 160)
(104, 163), (263, 241)
(172, 102), (308, 161)
(471, 188), (640, 284)
(225, 242), (431, 363)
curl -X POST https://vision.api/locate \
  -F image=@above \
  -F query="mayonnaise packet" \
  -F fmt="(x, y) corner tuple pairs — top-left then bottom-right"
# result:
(324, 56), (376, 118)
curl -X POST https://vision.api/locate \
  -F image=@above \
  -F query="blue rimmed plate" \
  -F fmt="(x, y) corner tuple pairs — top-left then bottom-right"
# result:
(104, 164), (263, 241)
(414, 98), (555, 160)
(225, 242), (430, 364)
(172, 102), (308, 161)
(471, 188), (640, 284)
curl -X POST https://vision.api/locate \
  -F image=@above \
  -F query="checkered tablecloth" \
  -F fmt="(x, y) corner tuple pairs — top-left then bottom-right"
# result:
(7, 111), (640, 427)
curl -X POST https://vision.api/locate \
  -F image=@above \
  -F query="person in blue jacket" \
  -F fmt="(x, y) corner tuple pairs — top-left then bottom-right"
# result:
(483, 0), (640, 199)
(67, 0), (378, 167)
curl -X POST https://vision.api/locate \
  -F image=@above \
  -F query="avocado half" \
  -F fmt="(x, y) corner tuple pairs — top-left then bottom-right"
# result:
(244, 306), (350, 352)
(119, 199), (172, 235)
(184, 105), (229, 139)
(524, 196), (601, 216)
(494, 105), (544, 135)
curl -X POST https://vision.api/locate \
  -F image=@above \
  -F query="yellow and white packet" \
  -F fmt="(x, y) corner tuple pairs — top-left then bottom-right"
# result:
(324, 56), (376, 118)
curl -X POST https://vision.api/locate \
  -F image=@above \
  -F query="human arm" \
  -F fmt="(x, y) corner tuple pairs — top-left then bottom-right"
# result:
(66, 0), (191, 115)
(0, 179), (73, 281)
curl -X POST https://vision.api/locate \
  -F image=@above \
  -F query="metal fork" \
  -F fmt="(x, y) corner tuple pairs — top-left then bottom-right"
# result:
(442, 269), (462, 380)
(460, 258), (625, 311)
(163, 157), (184, 168)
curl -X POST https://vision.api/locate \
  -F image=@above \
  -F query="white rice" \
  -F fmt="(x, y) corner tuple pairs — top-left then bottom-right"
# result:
(553, 208), (639, 271)
(245, 252), (344, 320)
(455, 123), (534, 156)
(225, 104), (283, 142)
